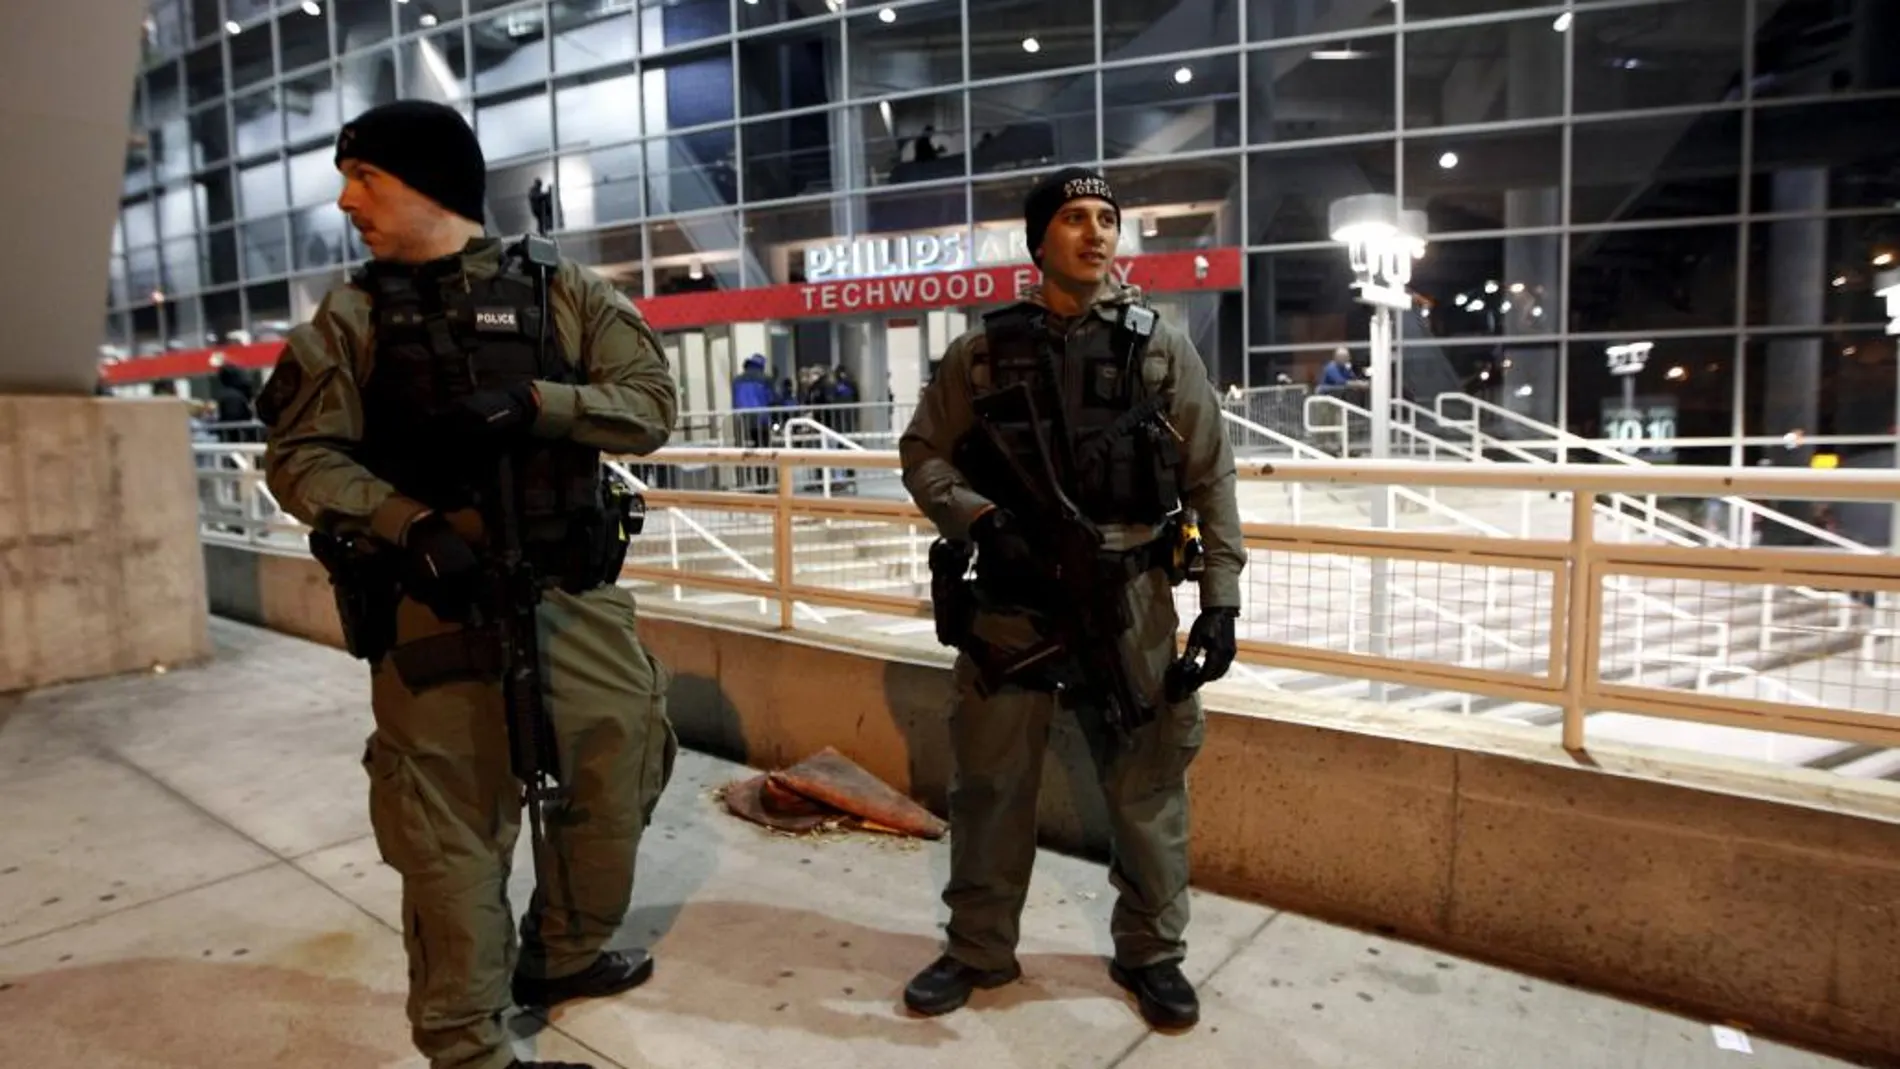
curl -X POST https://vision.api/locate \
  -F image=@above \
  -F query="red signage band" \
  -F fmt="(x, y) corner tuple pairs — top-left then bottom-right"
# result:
(102, 247), (1242, 385)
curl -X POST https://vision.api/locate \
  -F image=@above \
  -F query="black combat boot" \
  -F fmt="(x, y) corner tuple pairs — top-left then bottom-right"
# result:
(903, 954), (1022, 1016)
(1110, 959), (1200, 1029)
(512, 949), (654, 1009)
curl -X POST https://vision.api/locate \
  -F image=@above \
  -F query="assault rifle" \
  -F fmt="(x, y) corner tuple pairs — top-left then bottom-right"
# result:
(965, 381), (1157, 741)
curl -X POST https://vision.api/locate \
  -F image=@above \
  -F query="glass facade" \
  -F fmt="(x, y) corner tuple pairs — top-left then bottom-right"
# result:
(113, 0), (1900, 461)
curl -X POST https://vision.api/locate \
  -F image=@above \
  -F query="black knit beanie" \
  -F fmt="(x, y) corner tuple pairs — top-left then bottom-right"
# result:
(335, 100), (487, 225)
(1023, 167), (1119, 265)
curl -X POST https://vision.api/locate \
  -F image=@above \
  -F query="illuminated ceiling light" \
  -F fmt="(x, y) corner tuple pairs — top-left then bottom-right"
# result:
(1174, 66), (1193, 85)
(1666, 365), (1688, 381)
(1531, 305), (1544, 317)
(1516, 384), (1535, 398)
(150, 289), (166, 303)
(878, 6), (896, 22)
(302, 1), (320, 15)
(1499, 300), (1512, 313)
(689, 260), (705, 280)
(1021, 37), (1040, 53)
(1453, 292), (1466, 304)
(1832, 275), (1847, 287)
(1509, 282), (1526, 294)
(1310, 47), (1370, 60)
(1552, 12), (1574, 32)
(1438, 151), (1458, 169)
(1875, 252), (1895, 267)
(1419, 308), (1430, 318)
(420, 12), (437, 25)
(1484, 280), (1500, 294)
(225, 19), (240, 33)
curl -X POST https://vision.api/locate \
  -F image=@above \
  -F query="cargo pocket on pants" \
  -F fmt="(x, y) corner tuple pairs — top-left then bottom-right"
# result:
(362, 736), (445, 878)
(638, 647), (679, 826)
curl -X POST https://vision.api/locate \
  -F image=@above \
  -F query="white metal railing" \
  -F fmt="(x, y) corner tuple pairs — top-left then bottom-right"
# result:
(197, 445), (1900, 775)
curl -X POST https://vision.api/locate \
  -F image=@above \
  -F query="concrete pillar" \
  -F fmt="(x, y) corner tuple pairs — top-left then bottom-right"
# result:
(1761, 169), (1828, 460)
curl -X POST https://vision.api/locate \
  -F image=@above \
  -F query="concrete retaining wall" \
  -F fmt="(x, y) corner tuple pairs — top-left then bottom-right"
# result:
(207, 544), (1900, 1065)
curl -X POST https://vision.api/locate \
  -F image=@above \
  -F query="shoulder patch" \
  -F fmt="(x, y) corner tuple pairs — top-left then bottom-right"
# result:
(254, 352), (303, 428)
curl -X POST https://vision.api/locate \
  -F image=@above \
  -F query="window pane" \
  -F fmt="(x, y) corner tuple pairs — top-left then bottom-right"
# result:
(1751, 98), (1900, 213)
(743, 113), (844, 202)
(1573, 0), (1744, 114)
(124, 199), (159, 248)
(291, 206), (351, 271)
(232, 86), (284, 157)
(1103, 55), (1240, 160)
(399, 1), (458, 35)
(970, 76), (1095, 174)
(472, 4), (551, 96)
(186, 0), (223, 45)
(648, 212), (741, 294)
(487, 159), (556, 235)
(560, 223), (643, 287)
(1404, 0), (1531, 18)
(402, 29), (471, 103)
(1247, 249), (1371, 347)
(478, 92), (553, 163)
(738, 0), (831, 33)
(738, 22), (842, 119)
(1248, 141), (1394, 246)
(746, 198), (844, 285)
(646, 129), (737, 214)
(966, 0), (1093, 81)
(1571, 225), (1740, 334)
(559, 143), (643, 227)
(972, 174), (1034, 233)
(1755, 0), (1900, 99)
(1248, 0), (1393, 42)
(198, 168), (237, 227)
(1404, 18), (1564, 129)
(186, 43), (224, 107)
(1567, 336), (1735, 454)
(1247, 35), (1396, 145)
(241, 216), (291, 280)
(553, 1), (636, 74)
(860, 185), (967, 237)
(336, 0), (392, 52)
(228, 20), (275, 91)
(1411, 234), (1561, 339)
(145, 63), (186, 126)
(556, 71), (641, 149)
(205, 228), (242, 287)
(645, 48), (734, 129)
(278, 3), (331, 74)
(640, 0), (728, 53)
(288, 147), (338, 207)
(1571, 112), (1741, 226)
(158, 185), (197, 242)
(127, 247), (163, 302)
(239, 158), (288, 216)
(190, 106), (230, 169)
(1104, 0), (1236, 61)
(283, 67), (342, 145)
(848, 4), (962, 99)
(339, 46), (399, 117)
(1746, 214), (1900, 328)
(245, 280), (294, 338)
(151, 121), (194, 183)
(1103, 156), (1240, 252)
(1403, 125), (1562, 234)
(859, 91), (966, 189)
(1745, 331), (1897, 441)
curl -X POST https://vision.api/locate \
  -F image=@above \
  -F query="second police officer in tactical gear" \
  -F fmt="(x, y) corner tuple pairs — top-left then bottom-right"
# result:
(259, 101), (678, 1069)
(898, 168), (1246, 1029)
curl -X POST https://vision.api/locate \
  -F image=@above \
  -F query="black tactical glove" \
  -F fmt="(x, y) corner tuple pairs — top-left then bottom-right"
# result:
(401, 512), (483, 622)
(439, 382), (539, 442)
(1165, 606), (1240, 702)
(969, 508), (1045, 592)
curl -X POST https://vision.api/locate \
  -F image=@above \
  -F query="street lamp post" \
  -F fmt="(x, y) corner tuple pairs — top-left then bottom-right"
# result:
(1329, 195), (1426, 698)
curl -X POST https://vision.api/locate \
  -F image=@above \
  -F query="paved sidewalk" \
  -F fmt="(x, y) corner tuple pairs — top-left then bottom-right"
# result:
(0, 620), (1866, 1068)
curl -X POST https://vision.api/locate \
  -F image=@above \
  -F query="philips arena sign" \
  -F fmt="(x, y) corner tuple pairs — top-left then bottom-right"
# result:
(803, 229), (1027, 283)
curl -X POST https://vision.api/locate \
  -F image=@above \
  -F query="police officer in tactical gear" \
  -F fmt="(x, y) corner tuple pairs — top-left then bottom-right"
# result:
(898, 167), (1245, 1029)
(260, 100), (679, 1069)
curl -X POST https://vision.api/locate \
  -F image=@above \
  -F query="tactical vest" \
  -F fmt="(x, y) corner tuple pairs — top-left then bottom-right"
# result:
(354, 240), (604, 576)
(963, 301), (1182, 527)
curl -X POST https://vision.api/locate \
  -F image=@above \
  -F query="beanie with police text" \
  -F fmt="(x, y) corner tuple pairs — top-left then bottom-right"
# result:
(1023, 167), (1119, 266)
(335, 100), (487, 225)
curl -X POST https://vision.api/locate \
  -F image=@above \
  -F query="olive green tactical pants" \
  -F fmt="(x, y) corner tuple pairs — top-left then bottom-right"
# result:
(943, 568), (1205, 972)
(364, 582), (678, 1069)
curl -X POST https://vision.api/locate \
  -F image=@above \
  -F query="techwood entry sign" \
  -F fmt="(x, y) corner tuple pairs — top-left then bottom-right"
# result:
(99, 248), (1241, 385)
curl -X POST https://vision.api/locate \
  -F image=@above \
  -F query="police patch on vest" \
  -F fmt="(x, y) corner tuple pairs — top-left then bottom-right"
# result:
(473, 307), (519, 332)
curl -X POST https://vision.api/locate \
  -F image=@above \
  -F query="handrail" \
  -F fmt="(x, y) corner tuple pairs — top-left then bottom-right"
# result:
(1435, 392), (1874, 555)
(1218, 409), (1333, 461)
